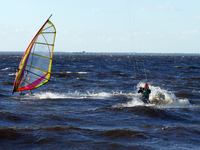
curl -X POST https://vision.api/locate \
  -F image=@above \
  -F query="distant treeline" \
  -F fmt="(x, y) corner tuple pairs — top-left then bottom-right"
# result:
(0, 51), (199, 56)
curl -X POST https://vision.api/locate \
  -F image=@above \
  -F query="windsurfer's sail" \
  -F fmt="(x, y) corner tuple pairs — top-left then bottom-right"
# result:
(12, 15), (56, 94)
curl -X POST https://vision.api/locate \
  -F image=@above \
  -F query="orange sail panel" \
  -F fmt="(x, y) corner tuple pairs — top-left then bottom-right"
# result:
(12, 15), (56, 93)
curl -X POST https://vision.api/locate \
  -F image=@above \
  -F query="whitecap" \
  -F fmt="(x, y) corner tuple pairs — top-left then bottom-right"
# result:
(113, 82), (190, 108)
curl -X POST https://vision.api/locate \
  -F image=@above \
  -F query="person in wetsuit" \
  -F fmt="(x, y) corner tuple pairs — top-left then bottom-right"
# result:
(138, 83), (151, 104)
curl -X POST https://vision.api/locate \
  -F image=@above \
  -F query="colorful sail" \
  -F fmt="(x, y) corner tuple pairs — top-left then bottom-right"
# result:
(12, 15), (56, 94)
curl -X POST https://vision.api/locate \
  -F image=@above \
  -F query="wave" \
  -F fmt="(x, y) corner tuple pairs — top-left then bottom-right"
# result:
(173, 66), (183, 68)
(0, 125), (87, 143)
(149, 85), (190, 106)
(52, 71), (90, 78)
(53, 71), (90, 75)
(0, 125), (89, 133)
(173, 65), (199, 69)
(0, 128), (22, 141)
(1, 123), (199, 136)
(0, 112), (24, 122)
(1, 67), (13, 70)
(3, 81), (13, 85)
(192, 90), (200, 93)
(14, 83), (191, 109)
(17, 91), (135, 100)
(113, 82), (190, 108)
(0, 125), (198, 149)
(8, 73), (16, 76)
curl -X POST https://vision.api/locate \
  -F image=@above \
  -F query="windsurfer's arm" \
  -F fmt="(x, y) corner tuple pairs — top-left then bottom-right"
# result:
(138, 87), (143, 93)
(147, 89), (151, 94)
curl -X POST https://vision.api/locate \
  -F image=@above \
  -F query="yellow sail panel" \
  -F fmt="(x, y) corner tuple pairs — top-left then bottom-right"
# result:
(12, 16), (56, 93)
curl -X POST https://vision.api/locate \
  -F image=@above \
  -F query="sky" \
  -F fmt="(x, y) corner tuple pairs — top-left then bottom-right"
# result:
(1, 0), (200, 53)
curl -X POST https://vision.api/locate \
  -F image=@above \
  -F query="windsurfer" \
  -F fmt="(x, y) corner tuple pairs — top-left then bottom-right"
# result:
(138, 83), (151, 104)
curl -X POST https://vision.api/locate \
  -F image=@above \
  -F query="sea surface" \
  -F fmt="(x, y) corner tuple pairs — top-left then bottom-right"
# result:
(1, 54), (200, 150)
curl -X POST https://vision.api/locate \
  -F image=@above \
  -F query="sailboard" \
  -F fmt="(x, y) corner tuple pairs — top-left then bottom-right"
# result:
(12, 14), (56, 94)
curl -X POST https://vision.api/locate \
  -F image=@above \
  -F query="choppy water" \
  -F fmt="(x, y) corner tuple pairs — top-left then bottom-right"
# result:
(1, 54), (200, 149)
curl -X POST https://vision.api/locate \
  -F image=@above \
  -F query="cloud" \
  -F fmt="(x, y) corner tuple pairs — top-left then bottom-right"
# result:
(92, 9), (102, 12)
(141, 7), (148, 12)
(145, 31), (157, 35)
(17, 0), (28, 2)
(181, 30), (199, 38)
(182, 30), (199, 34)
(161, 17), (169, 20)
(157, 3), (177, 11)
(157, 3), (168, 10)
(15, 28), (24, 33)
(192, 16), (200, 20)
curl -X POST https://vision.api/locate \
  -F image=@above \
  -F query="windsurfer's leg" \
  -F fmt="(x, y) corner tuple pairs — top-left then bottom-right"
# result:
(141, 97), (147, 103)
(142, 97), (150, 104)
(12, 87), (15, 95)
(29, 90), (33, 95)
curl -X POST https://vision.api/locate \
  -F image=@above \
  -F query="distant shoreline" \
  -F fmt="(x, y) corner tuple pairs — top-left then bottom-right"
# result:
(0, 51), (199, 56)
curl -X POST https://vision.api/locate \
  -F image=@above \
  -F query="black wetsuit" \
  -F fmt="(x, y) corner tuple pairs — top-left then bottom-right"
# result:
(138, 88), (151, 104)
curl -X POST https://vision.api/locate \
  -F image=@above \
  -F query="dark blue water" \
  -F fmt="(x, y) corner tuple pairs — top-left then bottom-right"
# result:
(1, 54), (200, 149)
